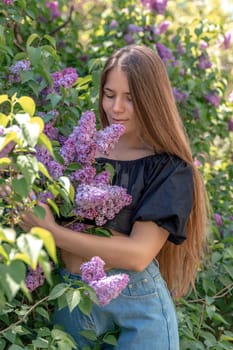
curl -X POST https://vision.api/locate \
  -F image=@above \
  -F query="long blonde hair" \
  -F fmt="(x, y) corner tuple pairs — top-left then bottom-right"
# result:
(99, 45), (209, 298)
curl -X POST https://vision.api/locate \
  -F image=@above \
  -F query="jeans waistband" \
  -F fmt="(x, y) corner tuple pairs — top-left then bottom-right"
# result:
(58, 258), (160, 283)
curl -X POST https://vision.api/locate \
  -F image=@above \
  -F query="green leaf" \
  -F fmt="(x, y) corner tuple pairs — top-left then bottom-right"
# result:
(0, 227), (16, 242)
(65, 289), (81, 312)
(38, 161), (52, 180)
(78, 294), (93, 316)
(32, 337), (49, 348)
(17, 96), (35, 116)
(38, 132), (54, 157)
(17, 234), (43, 269)
(26, 33), (40, 48)
(0, 132), (17, 152)
(0, 95), (9, 105)
(48, 283), (69, 300)
(12, 177), (29, 197)
(33, 205), (46, 219)
(79, 330), (97, 341)
(43, 34), (56, 48)
(28, 46), (42, 65)
(0, 113), (9, 127)
(47, 198), (60, 217)
(16, 154), (39, 185)
(0, 261), (26, 301)
(36, 306), (50, 321)
(46, 93), (62, 108)
(0, 157), (11, 166)
(102, 334), (118, 346)
(30, 226), (57, 263)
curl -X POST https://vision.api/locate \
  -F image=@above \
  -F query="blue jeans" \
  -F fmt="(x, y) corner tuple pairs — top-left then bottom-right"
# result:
(53, 260), (179, 349)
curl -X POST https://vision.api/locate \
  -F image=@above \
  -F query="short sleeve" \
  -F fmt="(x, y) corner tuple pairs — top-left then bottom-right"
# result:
(132, 157), (193, 244)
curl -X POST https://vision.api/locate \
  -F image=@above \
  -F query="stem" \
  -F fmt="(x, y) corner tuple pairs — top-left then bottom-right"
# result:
(0, 296), (49, 335)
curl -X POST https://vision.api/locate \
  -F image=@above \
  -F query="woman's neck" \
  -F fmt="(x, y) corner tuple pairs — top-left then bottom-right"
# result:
(104, 135), (155, 161)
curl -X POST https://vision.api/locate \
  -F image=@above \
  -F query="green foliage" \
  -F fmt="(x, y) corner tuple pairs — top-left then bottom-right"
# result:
(0, 0), (232, 349)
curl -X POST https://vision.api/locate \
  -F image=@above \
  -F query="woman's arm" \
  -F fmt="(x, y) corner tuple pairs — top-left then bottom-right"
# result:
(21, 203), (169, 271)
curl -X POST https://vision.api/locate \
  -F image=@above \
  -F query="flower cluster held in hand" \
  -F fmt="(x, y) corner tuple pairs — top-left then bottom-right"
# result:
(80, 256), (129, 306)
(36, 110), (132, 225)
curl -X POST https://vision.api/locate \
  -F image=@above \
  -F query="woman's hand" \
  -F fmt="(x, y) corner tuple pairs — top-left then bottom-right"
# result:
(20, 202), (56, 232)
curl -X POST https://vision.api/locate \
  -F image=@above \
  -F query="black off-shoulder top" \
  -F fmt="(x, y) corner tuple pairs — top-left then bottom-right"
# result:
(96, 153), (193, 245)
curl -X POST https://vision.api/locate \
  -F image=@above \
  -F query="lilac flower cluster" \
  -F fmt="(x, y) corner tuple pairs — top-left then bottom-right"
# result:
(46, 1), (60, 19)
(36, 110), (131, 226)
(204, 92), (220, 108)
(3, 0), (13, 5)
(8, 60), (31, 83)
(156, 43), (178, 67)
(172, 88), (189, 103)
(141, 0), (168, 14)
(219, 31), (232, 50)
(80, 256), (129, 306)
(43, 67), (78, 96)
(25, 265), (45, 292)
(74, 183), (132, 226)
(197, 53), (212, 70)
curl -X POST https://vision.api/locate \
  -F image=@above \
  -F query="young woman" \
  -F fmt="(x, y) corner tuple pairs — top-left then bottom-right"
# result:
(21, 45), (209, 349)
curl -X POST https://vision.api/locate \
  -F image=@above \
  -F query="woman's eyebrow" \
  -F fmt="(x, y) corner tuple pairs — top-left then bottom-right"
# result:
(103, 87), (131, 95)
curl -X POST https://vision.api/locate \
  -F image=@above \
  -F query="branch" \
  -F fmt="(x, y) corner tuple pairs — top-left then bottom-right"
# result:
(0, 296), (48, 335)
(176, 282), (233, 306)
(13, 22), (25, 52)
(49, 6), (74, 36)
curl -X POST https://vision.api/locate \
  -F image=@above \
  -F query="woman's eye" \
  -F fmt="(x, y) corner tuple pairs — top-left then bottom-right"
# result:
(105, 93), (114, 99)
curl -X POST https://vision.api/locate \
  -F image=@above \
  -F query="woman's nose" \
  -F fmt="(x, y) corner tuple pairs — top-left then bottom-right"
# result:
(112, 97), (124, 112)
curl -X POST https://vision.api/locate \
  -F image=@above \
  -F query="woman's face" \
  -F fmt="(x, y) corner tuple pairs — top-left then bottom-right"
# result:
(102, 66), (138, 136)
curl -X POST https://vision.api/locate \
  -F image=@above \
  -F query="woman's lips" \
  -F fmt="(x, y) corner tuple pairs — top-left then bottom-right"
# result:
(112, 118), (128, 123)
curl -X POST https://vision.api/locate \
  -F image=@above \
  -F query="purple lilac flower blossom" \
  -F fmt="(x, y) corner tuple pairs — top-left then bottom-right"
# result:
(81, 256), (106, 283)
(74, 184), (132, 226)
(80, 256), (129, 306)
(43, 123), (59, 140)
(176, 42), (185, 55)
(199, 40), (208, 49)
(93, 171), (111, 185)
(47, 160), (65, 179)
(193, 158), (202, 167)
(65, 221), (87, 232)
(46, 1), (60, 19)
(219, 31), (231, 50)
(214, 213), (223, 227)
(156, 43), (177, 66)
(3, 0), (13, 5)
(124, 34), (135, 45)
(204, 93), (220, 108)
(109, 20), (118, 29)
(154, 21), (170, 35)
(89, 274), (130, 306)
(141, 0), (168, 14)
(128, 24), (143, 33)
(8, 59), (31, 83)
(71, 166), (96, 185)
(197, 54), (212, 70)
(228, 119), (233, 132)
(38, 191), (54, 203)
(43, 67), (78, 96)
(25, 265), (45, 292)
(96, 124), (125, 156)
(35, 146), (53, 166)
(172, 88), (189, 103)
